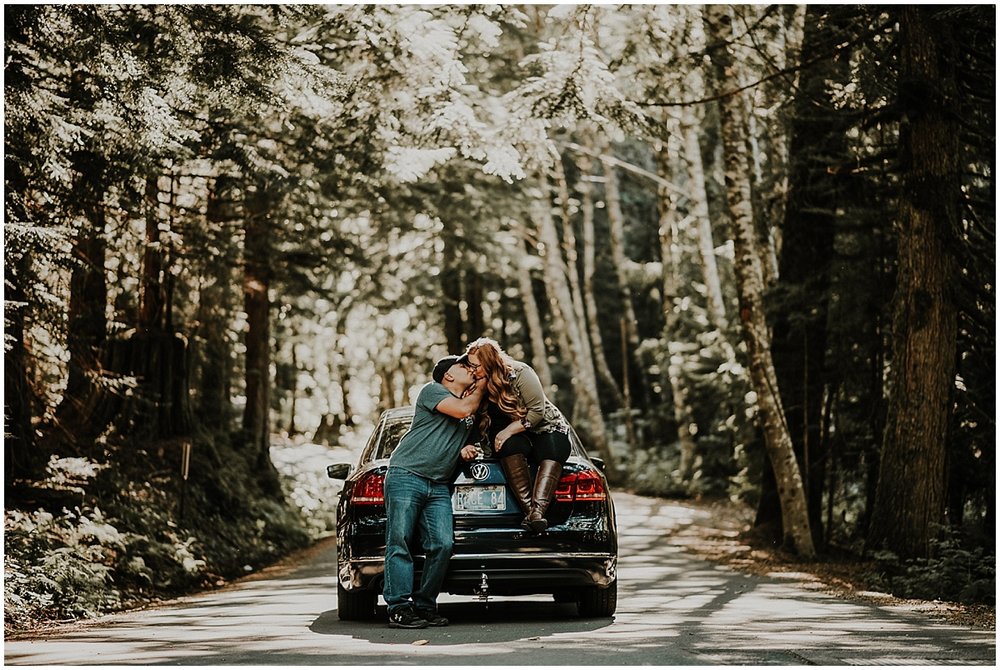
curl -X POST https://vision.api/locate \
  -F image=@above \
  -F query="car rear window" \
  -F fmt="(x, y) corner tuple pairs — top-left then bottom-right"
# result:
(372, 418), (412, 461)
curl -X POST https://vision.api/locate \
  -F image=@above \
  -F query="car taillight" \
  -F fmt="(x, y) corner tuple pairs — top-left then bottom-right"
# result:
(554, 469), (607, 502)
(573, 470), (607, 501)
(352, 472), (385, 505)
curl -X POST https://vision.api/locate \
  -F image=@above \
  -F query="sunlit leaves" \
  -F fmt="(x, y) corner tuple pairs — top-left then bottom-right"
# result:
(384, 147), (458, 182)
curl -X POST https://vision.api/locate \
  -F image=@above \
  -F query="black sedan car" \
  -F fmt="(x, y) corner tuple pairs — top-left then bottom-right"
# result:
(327, 406), (618, 620)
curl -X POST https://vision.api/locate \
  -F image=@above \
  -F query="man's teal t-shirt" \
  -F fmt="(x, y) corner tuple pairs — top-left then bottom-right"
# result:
(389, 382), (474, 482)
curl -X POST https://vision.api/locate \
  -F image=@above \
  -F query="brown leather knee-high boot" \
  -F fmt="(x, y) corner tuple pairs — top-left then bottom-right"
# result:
(525, 460), (562, 532)
(500, 453), (532, 517)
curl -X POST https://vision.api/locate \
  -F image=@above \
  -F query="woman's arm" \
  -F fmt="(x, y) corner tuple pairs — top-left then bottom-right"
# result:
(512, 364), (547, 428)
(494, 364), (549, 451)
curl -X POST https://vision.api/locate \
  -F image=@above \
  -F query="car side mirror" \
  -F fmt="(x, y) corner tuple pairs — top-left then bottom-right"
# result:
(591, 457), (606, 472)
(327, 463), (352, 479)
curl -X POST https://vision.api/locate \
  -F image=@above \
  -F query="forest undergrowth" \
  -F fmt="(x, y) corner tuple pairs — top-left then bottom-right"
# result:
(3, 432), (353, 636)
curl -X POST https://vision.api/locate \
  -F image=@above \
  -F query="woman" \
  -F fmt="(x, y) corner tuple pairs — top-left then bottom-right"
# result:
(465, 337), (571, 532)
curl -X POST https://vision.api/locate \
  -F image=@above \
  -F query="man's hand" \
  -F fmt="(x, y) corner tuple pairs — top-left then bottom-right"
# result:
(460, 444), (481, 461)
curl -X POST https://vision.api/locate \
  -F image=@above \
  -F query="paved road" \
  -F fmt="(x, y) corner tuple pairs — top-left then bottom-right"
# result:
(5, 493), (995, 665)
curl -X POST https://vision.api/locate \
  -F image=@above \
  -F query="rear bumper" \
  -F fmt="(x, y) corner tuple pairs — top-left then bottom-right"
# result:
(340, 552), (617, 595)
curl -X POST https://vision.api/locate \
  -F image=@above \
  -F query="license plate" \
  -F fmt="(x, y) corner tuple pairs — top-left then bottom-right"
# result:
(453, 485), (507, 512)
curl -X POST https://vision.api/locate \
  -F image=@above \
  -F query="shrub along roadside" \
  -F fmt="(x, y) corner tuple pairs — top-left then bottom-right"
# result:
(4, 432), (356, 636)
(868, 530), (996, 606)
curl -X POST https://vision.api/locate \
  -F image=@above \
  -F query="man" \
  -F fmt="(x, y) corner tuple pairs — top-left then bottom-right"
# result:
(383, 354), (484, 629)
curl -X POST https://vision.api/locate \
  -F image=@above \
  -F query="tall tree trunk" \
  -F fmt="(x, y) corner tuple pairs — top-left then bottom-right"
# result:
(195, 176), (237, 426)
(194, 274), (232, 425)
(441, 243), (464, 353)
(764, 4), (806, 257)
(759, 4), (843, 548)
(599, 150), (648, 412)
(682, 118), (728, 329)
(868, 7), (960, 559)
(442, 239), (484, 349)
(564, 148), (638, 455)
(242, 182), (281, 496)
(4, 152), (42, 485)
(704, 4), (815, 558)
(532, 191), (616, 480)
(536, 218), (581, 419)
(377, 366), (396, 415)
(57, 150), (109, 445)
(465, 268), (485, 341)
(3, 0), (39, 487)
(747, 5), (806, 288)
(99, 172), (191, 439)
(656, 139), (699, 482)
(556, 152), (635, 439)
(577, 146), (627, 409)
(600, 153), (640, 355)
(139, 174), (166, 331)
(744, 112), (780, 289)
(546, 289), (580, 424)
(4, 254), (39, 485)
(552, 156), (597, 378)
(699, 102), (729, 262)
(512, 226), (553, 390)
(288, 343), (299, 436)
(314, 313), (351, 444)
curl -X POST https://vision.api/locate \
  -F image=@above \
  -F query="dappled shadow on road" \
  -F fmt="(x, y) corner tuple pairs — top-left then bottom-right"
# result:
(4, 493), (995, 666)
(598, 494), (995, 665)
(310, 599), (610, 646)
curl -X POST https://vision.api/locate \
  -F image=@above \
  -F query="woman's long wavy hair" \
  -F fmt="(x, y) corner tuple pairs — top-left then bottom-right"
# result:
(465, 337), (525, 440)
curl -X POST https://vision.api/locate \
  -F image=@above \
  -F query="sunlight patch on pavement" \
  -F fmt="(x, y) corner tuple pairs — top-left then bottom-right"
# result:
(765, 570), (822, 581)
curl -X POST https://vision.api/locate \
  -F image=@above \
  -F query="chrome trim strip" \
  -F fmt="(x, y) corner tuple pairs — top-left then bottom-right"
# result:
(452, 552), (614, 560)
(349, 552), (613, 562)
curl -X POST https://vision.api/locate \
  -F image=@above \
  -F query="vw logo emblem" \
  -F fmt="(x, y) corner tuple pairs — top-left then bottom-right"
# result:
(470, 463), (490, 481)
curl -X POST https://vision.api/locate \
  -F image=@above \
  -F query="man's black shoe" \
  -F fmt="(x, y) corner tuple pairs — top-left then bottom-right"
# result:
(388, 607), (428, 629)
(416, 608), (449, 627)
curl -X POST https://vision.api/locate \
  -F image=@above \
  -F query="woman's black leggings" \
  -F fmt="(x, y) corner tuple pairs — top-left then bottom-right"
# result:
(498, 430), (571, 464)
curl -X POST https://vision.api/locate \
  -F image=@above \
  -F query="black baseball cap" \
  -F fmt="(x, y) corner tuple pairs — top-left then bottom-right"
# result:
(432, 354), (471, 383)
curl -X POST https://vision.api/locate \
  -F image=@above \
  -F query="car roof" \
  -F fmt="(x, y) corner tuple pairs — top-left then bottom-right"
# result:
(381, 406), (415, 422)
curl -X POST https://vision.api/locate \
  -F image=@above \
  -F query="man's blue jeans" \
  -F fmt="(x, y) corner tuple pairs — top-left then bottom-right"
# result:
(383, 467), (455, 614)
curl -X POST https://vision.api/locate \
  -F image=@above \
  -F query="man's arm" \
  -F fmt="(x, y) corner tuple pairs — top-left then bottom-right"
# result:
(436, 382), (484, 419)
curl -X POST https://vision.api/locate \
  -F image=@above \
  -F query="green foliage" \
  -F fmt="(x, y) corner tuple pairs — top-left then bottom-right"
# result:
(4, 507), (124, 628)
(4, 422), (361, 635)
(633, 300), (754, 500)
(271, 439), (348, 539)
(625, 445), (688, 498)
(868, 530), (996, 606)
(4, 429), (316, 634)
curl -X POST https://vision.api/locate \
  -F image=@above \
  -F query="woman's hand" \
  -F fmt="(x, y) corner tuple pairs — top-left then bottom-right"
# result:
(494, 419), (527, 453)
(494, 426), (515, 453)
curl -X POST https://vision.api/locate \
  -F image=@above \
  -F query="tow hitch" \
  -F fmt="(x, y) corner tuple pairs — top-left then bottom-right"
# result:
(474, 571), (490, 602)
